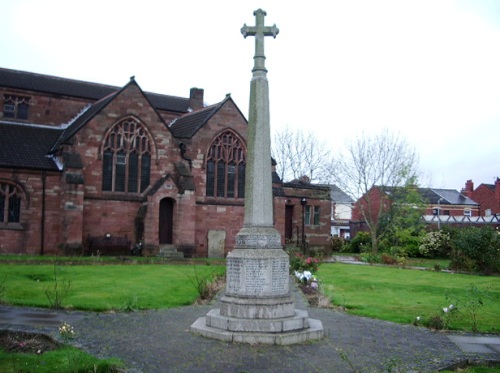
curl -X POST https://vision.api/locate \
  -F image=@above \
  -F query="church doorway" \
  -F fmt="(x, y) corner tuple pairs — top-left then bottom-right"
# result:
(159, 198), (174, 244)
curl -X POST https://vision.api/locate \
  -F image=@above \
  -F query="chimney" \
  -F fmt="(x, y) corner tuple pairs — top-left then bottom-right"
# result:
(462, 179), (474, 197)
(189, 88), (204, 111)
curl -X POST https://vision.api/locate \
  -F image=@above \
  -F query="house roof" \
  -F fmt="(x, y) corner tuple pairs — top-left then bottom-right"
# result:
(382, 186), (478, 206)
(168, 95), (235, 138)
(0, 67), (190, 113)
(430, 188), (478, 206)
(0, 121), (62, 171)
(323, 184), (354, 204)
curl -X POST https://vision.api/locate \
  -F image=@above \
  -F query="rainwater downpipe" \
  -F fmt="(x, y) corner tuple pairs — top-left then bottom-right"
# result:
(40, 171), (46, 255)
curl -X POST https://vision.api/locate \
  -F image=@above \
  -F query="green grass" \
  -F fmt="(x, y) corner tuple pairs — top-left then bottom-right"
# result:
(319, 263), (500, 333)
(0, 254), (226, 265)
(406, 257), (450, 269)
(0, 264), (225, 311)
(441, 365), (500, 373)
(0, 345), (122, 373)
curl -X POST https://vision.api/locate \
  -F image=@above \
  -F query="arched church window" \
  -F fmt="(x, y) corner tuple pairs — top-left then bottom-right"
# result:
(206, 130), (246, 198)
(102, 118), (152, 193)
(0, 182), (22, 223)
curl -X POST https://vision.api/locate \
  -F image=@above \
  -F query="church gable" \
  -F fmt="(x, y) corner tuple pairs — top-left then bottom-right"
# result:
(59, 80), (178, 200)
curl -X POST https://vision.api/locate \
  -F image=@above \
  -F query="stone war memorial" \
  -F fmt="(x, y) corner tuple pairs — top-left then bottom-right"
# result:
(190, 9), (324, 345)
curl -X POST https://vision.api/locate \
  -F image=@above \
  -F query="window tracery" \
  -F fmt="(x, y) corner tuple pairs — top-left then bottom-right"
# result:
(206, 131), (246, 198)
(0, 182), (22, 223)
(102, 118), (152, 193)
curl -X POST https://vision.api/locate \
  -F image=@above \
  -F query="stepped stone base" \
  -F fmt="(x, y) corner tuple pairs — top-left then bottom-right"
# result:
(190, 311), (323, 345)
(157, 245), (184, 259)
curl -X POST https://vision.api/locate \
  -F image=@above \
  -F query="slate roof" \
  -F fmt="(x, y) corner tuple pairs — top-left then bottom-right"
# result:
(319, 184), (354, 204)
(383, 186), (478, 206)
(0, 121), (62, 171)
(168, 96), (231, 138)
(430, 188), (478, 206)
(0, 67), (190, 113)
(50, 90), (121, 153)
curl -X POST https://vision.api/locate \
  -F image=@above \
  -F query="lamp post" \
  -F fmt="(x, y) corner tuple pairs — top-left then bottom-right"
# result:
(437, 197), (444, 230)
(300, 197), (307, 254)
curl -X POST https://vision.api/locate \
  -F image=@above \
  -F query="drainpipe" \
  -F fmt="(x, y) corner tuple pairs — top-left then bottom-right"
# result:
(41, 171), (46, 255)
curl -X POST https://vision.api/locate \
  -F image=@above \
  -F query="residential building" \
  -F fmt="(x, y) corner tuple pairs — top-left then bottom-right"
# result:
(350, 185), (486, 237)
(461, 178), (500, 216)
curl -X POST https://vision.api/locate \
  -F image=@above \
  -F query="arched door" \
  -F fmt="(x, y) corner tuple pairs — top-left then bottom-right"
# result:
(159, 198), (174, 244)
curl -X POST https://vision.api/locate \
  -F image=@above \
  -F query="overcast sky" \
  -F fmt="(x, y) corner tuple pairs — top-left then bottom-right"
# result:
(2, 0), (499, 191)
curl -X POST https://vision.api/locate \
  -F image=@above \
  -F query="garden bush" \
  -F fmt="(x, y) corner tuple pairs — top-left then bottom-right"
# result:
(349, 232), (371, 253)
(289, 252), (320, 273)
(449, 226), (500, 275)
(330, 236), (345, 252)
(419, 230), (452, 258)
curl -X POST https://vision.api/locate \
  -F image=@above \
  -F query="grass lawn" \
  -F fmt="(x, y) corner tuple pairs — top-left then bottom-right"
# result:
(0, 263), (225, 311)
(0, 345), (122, 373)
(319, 263), (500, 333)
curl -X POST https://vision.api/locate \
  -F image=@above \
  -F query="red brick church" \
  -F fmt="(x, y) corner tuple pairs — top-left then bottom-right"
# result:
(0, 68), (331, 257)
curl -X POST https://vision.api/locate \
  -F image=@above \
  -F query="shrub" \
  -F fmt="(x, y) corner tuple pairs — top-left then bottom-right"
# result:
(380, 253), (398, 265)
(449, 226), (500, 274)
(359, 252), (381, 264)
(349, 232), (371, 253)
(290, 253), (320, 273)
(419, 230), (451, 258)
(330, 236), (345, 252)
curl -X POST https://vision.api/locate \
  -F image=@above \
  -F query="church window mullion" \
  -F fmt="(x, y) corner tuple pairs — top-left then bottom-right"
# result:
(102, 118), (152, 194)
(205, 131), (246, 199)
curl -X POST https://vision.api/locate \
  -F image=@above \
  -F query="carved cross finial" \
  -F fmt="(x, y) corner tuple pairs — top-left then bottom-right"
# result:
(241, 9), (279, 74)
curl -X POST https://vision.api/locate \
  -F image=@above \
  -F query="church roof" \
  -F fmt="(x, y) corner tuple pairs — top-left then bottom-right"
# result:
(168, 96), (230, 138)
(0, 67), (190, 113)
(50, 90), (121, 153)
(0, 121), (62, 171)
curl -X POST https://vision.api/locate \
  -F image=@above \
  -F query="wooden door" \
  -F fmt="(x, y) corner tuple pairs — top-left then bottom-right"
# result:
(159, 198), (174, 244)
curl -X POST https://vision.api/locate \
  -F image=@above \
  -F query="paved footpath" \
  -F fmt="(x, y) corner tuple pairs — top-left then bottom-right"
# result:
(1, 285), (499, 373)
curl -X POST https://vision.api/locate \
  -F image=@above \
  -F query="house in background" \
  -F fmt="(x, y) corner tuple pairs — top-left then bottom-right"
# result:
(0, 67), (331, 256)
(350, 186), (487, 237)
(461, 178), (500, 216)
(326, 185), (354, 239)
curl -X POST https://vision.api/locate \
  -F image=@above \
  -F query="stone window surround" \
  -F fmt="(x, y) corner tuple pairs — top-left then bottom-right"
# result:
(0, 181), (24, 228)
(3, 94), (30, 120)
(100, 116), (154, 194)
(205, 129), (246, 199)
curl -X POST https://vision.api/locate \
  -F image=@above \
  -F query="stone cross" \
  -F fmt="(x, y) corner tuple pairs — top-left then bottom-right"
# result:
(190, 10), (323, 344)
(241, 9), (279, 74)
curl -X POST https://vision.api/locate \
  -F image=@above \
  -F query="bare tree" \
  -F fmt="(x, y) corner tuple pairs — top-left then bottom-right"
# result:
(331, 129), (420, 253)
(272, 127), (332, 183)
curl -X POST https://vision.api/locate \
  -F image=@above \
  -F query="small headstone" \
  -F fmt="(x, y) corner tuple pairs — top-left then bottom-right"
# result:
(207, 230), (226, 258)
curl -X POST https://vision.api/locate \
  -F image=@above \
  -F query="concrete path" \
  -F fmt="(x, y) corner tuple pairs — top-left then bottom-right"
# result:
(1, 284), (499, 373)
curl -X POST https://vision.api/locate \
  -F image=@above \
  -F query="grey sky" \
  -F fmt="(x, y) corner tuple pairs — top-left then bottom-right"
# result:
(1, 0), (499, 190)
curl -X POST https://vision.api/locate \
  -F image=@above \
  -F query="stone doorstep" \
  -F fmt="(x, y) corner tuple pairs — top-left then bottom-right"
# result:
(190, 316), (324, 346)
(206, 308), (309, 333)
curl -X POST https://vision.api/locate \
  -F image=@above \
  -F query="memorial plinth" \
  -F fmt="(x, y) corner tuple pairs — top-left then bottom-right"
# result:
(190, 9), (323, 345)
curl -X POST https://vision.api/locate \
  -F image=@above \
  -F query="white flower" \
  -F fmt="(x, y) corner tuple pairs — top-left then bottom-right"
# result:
(449, 304), (454, 310)
(416, 316), (421, 321)
(443, 307), (449, 313)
